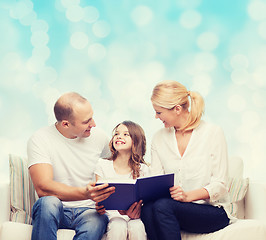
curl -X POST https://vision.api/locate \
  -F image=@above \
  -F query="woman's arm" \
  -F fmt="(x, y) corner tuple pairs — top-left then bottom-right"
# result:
(204, 126), (229, 202)
(170, 186), (209, 202)
(150, 142), (165, 175)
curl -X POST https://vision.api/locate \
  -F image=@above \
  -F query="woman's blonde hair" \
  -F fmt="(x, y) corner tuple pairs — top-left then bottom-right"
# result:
(109, 121), (147, 179)
(151, 80), (205, 131)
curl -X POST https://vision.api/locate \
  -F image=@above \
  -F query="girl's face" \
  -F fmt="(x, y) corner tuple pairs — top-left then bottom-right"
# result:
(113, 124), (133, 152)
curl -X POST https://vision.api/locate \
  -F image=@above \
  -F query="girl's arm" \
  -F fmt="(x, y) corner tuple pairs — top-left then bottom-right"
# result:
(118, 200), (143, 219)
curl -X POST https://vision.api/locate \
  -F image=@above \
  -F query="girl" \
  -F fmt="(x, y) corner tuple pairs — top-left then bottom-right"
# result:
(95, 120), (149, 240)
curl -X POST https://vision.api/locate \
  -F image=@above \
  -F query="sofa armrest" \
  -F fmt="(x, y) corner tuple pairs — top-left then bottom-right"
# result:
(245, 180), (266, 222)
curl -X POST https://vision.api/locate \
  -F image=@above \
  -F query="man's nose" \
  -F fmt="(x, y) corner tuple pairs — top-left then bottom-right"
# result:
(90, 119), (96, 127)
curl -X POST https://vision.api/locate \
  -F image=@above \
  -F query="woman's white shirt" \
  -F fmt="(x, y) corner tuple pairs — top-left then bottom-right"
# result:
(150, 121), (230, 207)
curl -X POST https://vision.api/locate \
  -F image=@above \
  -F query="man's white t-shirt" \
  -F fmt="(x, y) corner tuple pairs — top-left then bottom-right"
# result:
(27, 124), (110, 208)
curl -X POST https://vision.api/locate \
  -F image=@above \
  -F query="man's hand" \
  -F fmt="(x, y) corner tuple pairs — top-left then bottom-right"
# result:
(95, 203), (106, 215)
(86, 182), (115, 203)
(118, 200), (142, 219)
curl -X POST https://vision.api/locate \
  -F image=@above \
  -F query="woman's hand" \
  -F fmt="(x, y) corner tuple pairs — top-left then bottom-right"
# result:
(118, 200), (142, 219)
(170, 186), (210, 202)
(170, 185), (190, 202)
(95, 203), (106, 215)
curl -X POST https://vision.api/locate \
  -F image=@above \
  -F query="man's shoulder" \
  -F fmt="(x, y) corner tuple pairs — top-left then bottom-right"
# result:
(30, 125), (56, 139)
(90, 127), (109, 140)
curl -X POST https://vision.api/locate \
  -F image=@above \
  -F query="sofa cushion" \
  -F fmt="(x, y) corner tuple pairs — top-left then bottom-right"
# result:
(0, 222), (76, 240)
(9, 154), (36, 224)
(228, 177), (249, 203)
(226, 157), (249, 219)
(1, 220), (265, 240)
(227, 177), (249, 219)
(180, 219), (266, 240)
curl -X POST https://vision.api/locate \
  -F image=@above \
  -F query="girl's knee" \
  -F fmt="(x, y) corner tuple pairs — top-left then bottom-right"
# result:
(128, 219), (147, 240)
(128, 219), (145, 232)
(106, 217), (127, 239)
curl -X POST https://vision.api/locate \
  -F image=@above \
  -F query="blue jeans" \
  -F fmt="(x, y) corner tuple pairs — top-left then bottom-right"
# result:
(141, 198), (229, 240)
(31, 196), (109, 240)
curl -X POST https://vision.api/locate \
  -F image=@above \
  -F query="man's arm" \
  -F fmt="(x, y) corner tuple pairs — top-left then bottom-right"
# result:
(29, 163), (115, 202)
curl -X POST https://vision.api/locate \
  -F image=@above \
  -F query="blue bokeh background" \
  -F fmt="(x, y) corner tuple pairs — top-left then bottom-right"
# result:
(1, 0), (266, 182)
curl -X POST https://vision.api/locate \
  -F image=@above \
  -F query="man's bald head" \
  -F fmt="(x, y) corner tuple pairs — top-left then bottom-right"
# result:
(54, 92), (88, 124)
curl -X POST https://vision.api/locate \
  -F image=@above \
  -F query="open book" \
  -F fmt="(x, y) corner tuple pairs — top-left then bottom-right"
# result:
(96, 173), (174, 210)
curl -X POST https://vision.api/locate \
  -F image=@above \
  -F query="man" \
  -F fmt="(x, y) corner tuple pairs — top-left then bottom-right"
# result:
(27, 92), (115, 240)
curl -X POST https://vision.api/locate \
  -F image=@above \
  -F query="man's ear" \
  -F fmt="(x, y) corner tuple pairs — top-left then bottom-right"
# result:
(61, 120), (70, 128)
(174, 105), (182, 115)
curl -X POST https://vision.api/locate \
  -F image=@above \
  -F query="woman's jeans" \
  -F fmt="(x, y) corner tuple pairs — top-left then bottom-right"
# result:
(141, 198), (230, 240)
(31, 196), (109, 240)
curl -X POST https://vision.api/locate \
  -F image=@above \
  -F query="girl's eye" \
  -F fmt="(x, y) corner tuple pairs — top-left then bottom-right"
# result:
(156, 112), (161, 115)
(124, 133), (129, 136)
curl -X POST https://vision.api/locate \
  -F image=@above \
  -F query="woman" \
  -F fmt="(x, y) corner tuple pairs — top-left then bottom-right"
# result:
(141, 80), (232, 240)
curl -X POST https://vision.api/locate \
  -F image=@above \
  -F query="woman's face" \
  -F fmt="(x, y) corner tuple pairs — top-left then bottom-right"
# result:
(112, 124), (133, 152)
(153, 104), (178, 128)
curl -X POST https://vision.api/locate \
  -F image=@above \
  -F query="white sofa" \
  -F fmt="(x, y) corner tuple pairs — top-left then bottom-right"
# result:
(0, 154), (266, 240)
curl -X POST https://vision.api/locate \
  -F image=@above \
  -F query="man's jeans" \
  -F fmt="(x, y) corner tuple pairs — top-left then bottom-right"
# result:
(31, 196), (108, 240)
(141, 198), (229, 240)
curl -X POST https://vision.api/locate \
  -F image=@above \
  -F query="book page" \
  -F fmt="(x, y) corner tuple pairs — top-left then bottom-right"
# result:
(96, 179), (136, 184)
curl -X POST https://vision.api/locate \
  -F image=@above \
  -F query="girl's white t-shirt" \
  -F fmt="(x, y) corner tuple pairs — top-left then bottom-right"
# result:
(95, 158), (150, 220)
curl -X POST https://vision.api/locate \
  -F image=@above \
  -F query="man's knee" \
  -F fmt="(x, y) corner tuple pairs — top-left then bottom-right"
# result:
(79, 209), (109, 231)
(33, 196), (63, 219)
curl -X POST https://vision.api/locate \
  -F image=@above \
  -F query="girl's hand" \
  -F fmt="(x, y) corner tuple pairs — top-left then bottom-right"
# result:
(170, 185), (189, 202)
(95, 203), (106, 215)
(118, 200), (142, 219)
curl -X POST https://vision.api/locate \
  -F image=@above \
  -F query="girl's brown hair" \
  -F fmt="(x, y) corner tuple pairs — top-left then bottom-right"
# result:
(109, 121), (147, 179)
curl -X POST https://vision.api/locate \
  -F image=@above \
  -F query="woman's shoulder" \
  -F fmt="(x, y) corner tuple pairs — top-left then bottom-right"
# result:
(198, 120), (223, 132)
(152, 127), (174, 140)
(196, 121), (225, 139)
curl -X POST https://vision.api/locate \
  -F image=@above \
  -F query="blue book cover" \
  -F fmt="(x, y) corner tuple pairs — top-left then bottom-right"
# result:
(97, 173), (174, 210)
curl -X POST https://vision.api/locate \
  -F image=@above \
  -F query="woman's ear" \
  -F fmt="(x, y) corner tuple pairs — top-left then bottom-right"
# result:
(174, 105), (182, 115)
